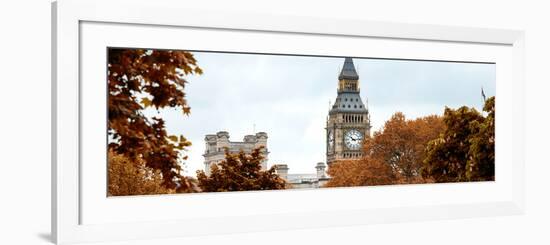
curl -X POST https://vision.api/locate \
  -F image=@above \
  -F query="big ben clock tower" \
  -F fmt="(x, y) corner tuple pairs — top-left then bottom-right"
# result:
(326, 57), (371, 166)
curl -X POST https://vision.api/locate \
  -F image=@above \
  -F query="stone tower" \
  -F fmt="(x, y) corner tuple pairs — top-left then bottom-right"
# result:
(326, 58), (371, 166)
(203, 131), (269, 176)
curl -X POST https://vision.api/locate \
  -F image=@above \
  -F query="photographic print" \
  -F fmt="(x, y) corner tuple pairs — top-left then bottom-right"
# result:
(107, 48), (495, 196)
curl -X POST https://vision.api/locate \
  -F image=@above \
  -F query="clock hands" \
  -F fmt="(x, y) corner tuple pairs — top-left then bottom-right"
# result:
(344, 130), (363, 149)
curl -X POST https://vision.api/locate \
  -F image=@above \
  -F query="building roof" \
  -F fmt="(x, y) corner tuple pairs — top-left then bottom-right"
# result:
(338, 57), (359, 80)
(329, 92), (368, 114)
(286, 174), (319, 183)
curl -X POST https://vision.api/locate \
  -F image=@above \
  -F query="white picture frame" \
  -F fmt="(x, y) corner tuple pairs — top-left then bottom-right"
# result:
(52, 0), (525, 244)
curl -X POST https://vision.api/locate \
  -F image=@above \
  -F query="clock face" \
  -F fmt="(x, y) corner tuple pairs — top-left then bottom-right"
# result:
(344, 129), (363, 150)
(327, 130), (334, 152)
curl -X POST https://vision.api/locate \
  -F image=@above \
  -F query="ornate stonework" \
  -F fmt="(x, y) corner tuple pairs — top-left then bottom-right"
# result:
(202, 131), (268, 176)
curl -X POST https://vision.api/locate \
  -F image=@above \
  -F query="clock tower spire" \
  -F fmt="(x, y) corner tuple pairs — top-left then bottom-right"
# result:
(326, 57), (371, 166)
(338, 57), (360, 92)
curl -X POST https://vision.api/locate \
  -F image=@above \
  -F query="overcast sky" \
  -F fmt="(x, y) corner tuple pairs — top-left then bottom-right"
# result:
(143, 51), (495, 176)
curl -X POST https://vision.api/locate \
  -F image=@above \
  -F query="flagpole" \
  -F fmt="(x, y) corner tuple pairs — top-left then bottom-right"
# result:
(481, 86), (487, 113)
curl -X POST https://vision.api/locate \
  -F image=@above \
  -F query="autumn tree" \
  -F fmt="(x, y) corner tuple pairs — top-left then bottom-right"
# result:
(467, 96), (495, 181)
(108, 150), (174, 196)
(368, 113), (444, 181)
(325, 158), (397, 187)
(422, 96), (495, 182)
(196, 147), (286, 192)
(326, 113), (443, 187)
(108, 48), (202, 192)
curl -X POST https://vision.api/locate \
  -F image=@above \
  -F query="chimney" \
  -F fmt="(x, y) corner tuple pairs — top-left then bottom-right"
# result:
(316, 162), (327, 179)
(274, 164), (289, 180)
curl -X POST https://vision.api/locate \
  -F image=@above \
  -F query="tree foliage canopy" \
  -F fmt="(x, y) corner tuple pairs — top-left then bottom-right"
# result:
(369, 113), (444, 180)
(196, 147), (287, 192)
(326, 158), (398, 187)
(422, 96), (495, 182)
(467, 96), (495, 180)
(107, 48), (202, 192)
(108, 150), (174, 196)
(326, 113), (443, 187)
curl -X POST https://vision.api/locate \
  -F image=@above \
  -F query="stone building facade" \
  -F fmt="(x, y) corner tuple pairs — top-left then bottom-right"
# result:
(202, 131), (268, 176)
